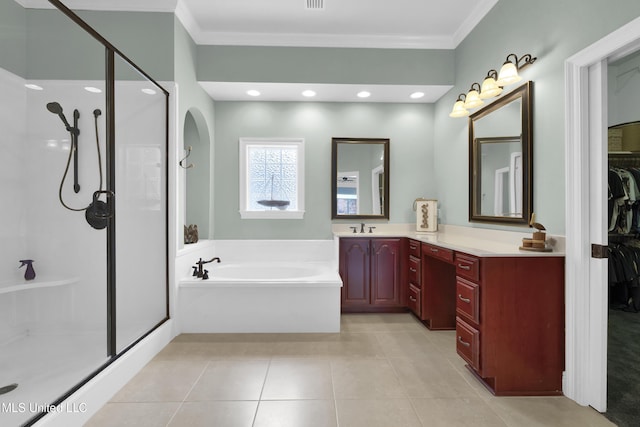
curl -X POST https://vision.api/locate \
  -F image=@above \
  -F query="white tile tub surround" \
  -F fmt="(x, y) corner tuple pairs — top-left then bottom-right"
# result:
(177, 240), (342, 333)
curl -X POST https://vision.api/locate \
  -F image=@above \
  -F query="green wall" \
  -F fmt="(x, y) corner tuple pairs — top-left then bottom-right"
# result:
(174, 18), (216, 240)
(0, 1), (26, 78)
(22, 9), (174, 81)
(433, 0), (640, 235)
(213, 102), (435, 239)
(197, 46), (454, 85)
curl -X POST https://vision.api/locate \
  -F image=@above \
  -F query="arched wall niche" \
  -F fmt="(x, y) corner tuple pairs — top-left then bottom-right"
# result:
(183, 107), (212, 241)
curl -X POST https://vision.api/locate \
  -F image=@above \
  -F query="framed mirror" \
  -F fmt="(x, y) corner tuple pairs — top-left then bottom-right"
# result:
(469, 81), (532, 224)
(331, 137), (390, 219)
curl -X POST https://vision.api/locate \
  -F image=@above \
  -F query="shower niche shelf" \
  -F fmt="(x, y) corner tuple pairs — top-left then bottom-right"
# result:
(0, 277), (80, 295)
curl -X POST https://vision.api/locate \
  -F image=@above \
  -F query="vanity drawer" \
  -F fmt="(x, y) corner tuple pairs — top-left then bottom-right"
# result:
(408, 255), (421, 285)
(408, 239), (421, 258)
(456, 316), (480, 371)
(456, 278), (480, 324)
(455, 253), (480, 281)
(422, 243), (454, 264)
(408, 283), (421, 317)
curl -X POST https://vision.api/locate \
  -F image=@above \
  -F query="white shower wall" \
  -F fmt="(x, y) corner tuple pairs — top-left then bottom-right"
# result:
(1, 71), (168, 343)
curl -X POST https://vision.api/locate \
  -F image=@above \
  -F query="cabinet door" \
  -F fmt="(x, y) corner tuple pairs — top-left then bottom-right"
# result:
(339, 239), (370, 307)
(371, 239), (401, 306)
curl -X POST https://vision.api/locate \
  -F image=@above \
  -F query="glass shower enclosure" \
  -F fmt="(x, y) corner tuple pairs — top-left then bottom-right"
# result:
(0, 1), (169, 425)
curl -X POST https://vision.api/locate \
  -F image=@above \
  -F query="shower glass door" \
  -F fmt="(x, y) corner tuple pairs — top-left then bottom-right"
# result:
(113, 54), (168, 353)
(0, 4), (108, 426)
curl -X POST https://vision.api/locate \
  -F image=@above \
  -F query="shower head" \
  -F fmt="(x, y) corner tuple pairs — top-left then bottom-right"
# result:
(46, 101), (72, 131)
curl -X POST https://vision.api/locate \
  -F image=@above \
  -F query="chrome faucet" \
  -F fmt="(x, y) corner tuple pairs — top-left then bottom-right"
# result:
(193, 257), (221, 279)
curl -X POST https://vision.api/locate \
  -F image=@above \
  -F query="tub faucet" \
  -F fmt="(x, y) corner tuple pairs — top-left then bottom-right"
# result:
(360, 223), (365, 233)
(193, 257), (221, 278)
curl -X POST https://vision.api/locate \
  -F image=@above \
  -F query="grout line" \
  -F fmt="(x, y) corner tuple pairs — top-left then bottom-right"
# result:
(329, 353), (340, 427)
(251, 358), (272, 427)
(165, 360), (210, 426)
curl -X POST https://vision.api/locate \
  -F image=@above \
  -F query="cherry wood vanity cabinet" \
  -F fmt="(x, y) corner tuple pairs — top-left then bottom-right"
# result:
(406, 239), (422, 317)
(339, 238), (404, 312)
(420, 243), (457, 330)
(455, 253), (565, 396)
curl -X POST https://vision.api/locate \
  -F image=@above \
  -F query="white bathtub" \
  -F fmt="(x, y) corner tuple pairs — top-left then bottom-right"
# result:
(178, 257), (343, 333)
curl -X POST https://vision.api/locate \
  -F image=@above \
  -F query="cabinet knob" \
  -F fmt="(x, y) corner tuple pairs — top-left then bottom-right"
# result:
(409, 267), (417, 273)
(409, 296), (417, 302)
(458, 294), (471, 304)
(458, 336), (471, 347)
(457, 264), (471, 271)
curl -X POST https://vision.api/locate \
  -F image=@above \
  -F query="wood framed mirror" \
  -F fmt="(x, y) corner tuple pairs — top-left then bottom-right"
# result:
(331, 137), (390, 220)
(469, 81), (533, 224)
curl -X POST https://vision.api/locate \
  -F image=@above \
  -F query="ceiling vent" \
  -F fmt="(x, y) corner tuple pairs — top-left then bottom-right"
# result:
(305, 0), (324, 10)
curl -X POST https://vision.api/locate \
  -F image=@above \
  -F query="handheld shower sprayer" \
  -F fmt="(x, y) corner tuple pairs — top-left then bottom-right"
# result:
(46, 102), (78, 135)
(47, 101), (108, 230)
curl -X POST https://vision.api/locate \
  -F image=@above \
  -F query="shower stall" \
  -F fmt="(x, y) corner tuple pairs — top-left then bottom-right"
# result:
(0, 1), (169, 426)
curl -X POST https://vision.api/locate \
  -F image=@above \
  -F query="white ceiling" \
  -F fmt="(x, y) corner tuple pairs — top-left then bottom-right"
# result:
(18, 0), (500, 103)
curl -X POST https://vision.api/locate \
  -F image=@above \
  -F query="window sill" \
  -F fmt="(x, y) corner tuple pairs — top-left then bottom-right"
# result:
(240, 210), (305, 219)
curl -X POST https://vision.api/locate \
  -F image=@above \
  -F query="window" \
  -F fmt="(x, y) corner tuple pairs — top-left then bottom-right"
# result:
(239, 137), (305, 219)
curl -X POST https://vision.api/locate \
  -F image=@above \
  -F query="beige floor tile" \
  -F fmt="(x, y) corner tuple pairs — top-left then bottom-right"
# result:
(411, 397), (509, 427)
(335, 398), (422, 427)
(168, 401), (257, 427)
(185, 360), (269, 401)
(375, 331), (442, 358)
(340, 313), (424, 333)
(253, 400), (337, 427)
(261, 359), (333, 400)
(85, 402), (180, 427)
(389, 355), (479, 398)
(272, 331), (385, 358)
(331, 358), (406, 398)
(486, 396), (617, 427)
(110, 360), (208, 402)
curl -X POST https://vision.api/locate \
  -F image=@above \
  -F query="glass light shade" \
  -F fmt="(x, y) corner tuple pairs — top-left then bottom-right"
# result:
(479, 77), (502, 99)
(449, 100), (469, 118)
(463, 90), (484, 109)
(496, 61), (522, 86)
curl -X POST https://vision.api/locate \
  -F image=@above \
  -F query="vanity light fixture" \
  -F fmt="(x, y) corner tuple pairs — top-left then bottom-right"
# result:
(449, 94), (470, 118)
(410, 91), (425, 99)
(357, 91), (371, 98)
(247, 89), (261, 97)
(302, 90), (316, 97)
(463, 83), (484, 109)
(479, 70), (502, 99)
(449, 52), (536, 118)
(496, 53), (537, 86)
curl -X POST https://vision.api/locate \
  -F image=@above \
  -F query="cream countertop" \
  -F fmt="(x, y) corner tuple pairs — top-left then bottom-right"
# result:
(333, 224), (565, 258)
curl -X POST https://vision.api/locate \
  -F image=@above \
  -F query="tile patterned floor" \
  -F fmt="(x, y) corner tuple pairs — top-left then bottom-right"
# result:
(86, 314), (615, 427)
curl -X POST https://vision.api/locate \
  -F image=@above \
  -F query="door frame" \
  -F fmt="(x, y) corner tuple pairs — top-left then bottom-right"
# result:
(565, 15), (640, 411)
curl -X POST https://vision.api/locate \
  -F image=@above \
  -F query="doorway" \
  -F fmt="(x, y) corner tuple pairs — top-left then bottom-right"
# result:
(565, 14), (640, 415)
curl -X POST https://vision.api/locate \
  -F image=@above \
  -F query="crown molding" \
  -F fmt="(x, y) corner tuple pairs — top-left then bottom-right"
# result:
(186, 30), (455, 50)
(452, 0), (499, 47)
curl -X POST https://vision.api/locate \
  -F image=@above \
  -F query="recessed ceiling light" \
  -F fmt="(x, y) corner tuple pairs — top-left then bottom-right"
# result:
(141, 88), (157, 95)
(25, 83), (43, 91)
(357, 91), (371, 98)
(302, 90), (316, 97)
(247, 89), (261, 97)
(410, 91), (425, 99)
(84, 86), (102, 93)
